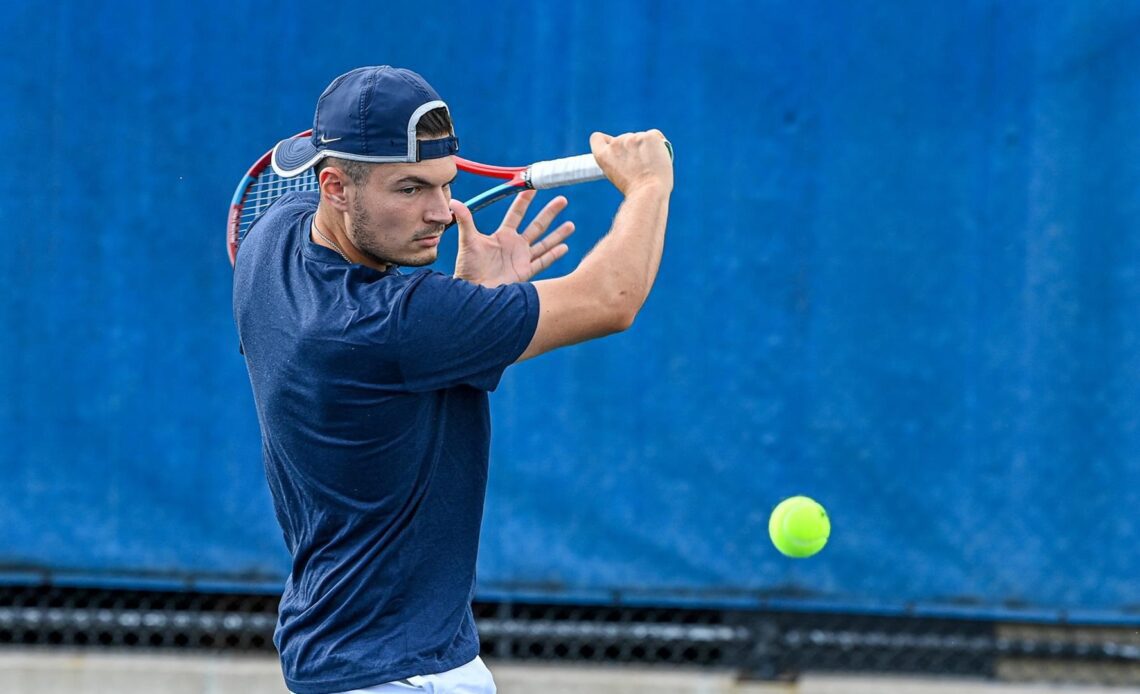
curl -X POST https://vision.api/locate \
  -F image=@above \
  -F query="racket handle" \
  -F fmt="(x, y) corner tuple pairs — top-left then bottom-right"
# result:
(526, 140), (675, 190)
(526, 154), (606, 189)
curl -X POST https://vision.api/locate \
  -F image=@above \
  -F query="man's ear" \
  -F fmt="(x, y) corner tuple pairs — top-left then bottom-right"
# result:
(318, 167), (350, 212)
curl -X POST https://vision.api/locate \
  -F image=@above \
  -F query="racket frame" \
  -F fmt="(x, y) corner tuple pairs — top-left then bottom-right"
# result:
(228, 130), (598, 265)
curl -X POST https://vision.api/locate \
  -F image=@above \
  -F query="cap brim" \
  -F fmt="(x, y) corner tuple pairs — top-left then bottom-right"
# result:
(271, 136), (323, 177)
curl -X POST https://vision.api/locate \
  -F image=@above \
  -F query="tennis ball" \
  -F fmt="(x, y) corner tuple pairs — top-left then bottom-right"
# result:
(769, 496), (830, 558)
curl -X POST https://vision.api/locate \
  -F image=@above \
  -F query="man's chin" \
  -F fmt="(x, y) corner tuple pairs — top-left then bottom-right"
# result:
(397, 250), (438, 268)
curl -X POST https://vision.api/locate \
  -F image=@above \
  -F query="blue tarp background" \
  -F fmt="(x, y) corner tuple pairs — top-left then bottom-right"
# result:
(2, 1), (1138, 622)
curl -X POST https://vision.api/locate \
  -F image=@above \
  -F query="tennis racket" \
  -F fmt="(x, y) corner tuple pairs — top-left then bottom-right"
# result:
(226, 129), (670, 266)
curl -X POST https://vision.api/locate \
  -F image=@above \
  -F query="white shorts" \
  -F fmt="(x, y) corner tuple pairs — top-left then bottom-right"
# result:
(330, 656), (496, 694)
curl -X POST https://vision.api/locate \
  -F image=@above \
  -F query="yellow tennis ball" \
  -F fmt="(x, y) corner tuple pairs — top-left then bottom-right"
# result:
(769, 496), (830, 558)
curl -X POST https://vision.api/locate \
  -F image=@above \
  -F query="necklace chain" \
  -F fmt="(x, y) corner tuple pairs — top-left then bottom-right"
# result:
(312, 222), (351, 263)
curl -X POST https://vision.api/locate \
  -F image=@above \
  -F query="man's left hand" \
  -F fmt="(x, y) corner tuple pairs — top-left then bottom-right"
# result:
(451, 191), (575, 288)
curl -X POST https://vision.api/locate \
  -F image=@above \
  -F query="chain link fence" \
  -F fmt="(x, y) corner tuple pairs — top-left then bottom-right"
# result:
(0, 585), (1136, 686)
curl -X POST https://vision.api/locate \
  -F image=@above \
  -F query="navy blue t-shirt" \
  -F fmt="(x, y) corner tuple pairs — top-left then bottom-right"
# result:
(232, 192), (539, 694)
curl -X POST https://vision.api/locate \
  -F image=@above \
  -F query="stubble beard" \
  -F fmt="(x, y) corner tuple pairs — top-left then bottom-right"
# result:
(347, 195), (442, 268)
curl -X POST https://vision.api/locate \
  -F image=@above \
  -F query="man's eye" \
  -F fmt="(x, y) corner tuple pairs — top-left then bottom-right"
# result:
(400, 187), (418, 195)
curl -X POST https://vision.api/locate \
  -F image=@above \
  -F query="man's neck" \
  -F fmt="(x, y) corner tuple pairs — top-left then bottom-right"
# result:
(312, 205), (391, 272)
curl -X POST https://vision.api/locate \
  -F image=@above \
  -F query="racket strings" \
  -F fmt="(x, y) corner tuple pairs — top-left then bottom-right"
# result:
(238, 170), (318, 244)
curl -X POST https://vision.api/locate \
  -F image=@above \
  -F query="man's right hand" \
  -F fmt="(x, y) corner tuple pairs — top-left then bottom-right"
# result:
(590, 130), (674, 197)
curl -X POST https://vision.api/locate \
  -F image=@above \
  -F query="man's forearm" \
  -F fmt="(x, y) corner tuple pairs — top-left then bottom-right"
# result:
(576, 185), (671, 322)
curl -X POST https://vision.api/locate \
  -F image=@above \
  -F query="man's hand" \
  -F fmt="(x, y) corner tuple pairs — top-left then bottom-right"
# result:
(452, 191), (575, 288)
(590, 130), (674, 197)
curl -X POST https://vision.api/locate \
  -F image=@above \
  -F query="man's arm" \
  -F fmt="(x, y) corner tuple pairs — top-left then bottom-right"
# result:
(517, 130), (673, 362)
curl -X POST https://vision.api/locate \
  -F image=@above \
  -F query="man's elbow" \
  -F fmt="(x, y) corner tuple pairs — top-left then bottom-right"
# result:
(571, 270), (648, 335)
(601, 289), (643, 334)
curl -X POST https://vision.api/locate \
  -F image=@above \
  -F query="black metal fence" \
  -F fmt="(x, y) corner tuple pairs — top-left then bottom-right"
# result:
(0, 585), (1135, 686)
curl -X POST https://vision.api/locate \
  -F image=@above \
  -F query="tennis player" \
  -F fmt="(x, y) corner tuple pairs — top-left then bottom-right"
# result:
(233, 65), (672, 694)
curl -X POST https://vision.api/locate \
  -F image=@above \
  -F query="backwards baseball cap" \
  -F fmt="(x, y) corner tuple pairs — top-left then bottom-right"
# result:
(271, 66), (459, 178)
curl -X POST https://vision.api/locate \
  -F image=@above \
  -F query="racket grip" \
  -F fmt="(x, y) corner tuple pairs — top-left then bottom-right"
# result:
(526, 140), (675, 190)
(526, 154), (606, 189)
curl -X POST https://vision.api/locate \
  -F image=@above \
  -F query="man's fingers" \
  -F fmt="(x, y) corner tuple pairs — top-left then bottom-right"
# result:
(588, 128), (673, 196)
(499, 190), (536, 231)
(530, 221), (575, 260)
(590, 131), (614, 152)
(449, 199), (478, 240)
(521, 196), (569, 242)
(529, 243), (570, 276)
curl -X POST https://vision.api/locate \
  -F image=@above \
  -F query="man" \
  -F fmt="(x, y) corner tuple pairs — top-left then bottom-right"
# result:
(233, 65), (672, 694)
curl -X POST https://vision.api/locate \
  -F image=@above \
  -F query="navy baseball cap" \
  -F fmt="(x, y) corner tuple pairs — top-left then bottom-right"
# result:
(271, 66), (459, 178)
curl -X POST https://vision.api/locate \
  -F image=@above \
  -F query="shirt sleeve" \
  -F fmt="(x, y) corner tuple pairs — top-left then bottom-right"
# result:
(393, 271), (540, 392)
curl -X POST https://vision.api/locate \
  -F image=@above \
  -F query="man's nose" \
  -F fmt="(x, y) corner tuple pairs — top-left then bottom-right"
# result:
(424, 190), (453, 223)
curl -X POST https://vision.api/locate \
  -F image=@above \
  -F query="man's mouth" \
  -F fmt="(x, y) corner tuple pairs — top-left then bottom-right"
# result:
(413, 227), (445, 246)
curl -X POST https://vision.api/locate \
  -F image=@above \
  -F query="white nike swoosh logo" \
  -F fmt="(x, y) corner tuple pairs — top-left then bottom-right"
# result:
(318, 135), (343, 144)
